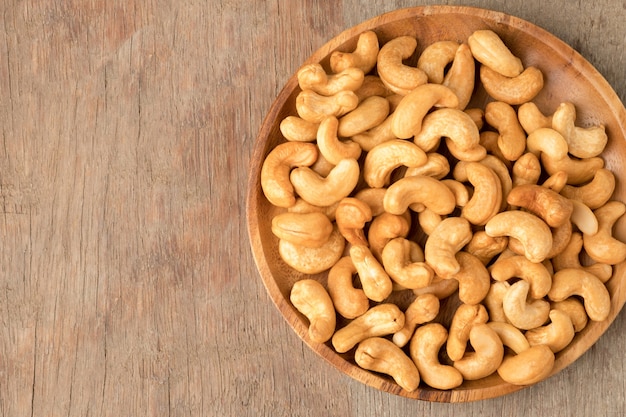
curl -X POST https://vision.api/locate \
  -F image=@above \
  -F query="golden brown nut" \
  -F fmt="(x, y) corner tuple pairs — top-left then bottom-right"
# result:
(327, 256), (370, 319)
(355, 337), (420, 392)
(290, 279), (336, 343)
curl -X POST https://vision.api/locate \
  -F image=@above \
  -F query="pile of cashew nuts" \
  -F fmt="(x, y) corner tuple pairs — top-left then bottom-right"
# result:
(261, 28), (626, 392)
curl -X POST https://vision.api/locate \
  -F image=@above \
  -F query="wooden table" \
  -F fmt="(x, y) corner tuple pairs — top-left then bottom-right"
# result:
(1, 1), (624, 416)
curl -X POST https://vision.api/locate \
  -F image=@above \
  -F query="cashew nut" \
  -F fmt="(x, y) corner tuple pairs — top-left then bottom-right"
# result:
(417, 40), (460, 84)
(467, 29), (523, 77)
(417, 208), (443, 236)
(541, 152), (604, 186)
(442, 43), (476, 110)
(479, 130), (510, 165)
(381, 237), (434, 289)
(280, 116), (320, 142)
(525, 309), (575, 353)
(518, 101), (553, 134)
(506, 184), (574, 228)
(449, 251), (491, 305)
(486, 322), (530, 354)
(330, 30), (379, 74)
(409, 323), (463, 390)
(490, 255), (552, 299)
(457, 161), (503, 226)
(279, 225), (345, 274)
(497, 344), (555, 385)
(551, 101), (608, 158)
(290, 158), (360, 207)
(570, 199), (599, 235)
(413, 107), (481, 153)
(551, 298), (589, 332)
(354, 75), (394, 102)
(335, 197), (372, 247)
(447, 303), (489, 361)
(287, 198), (339, 221)
(412, 276), (459, 300)
(327, 256), (370, 319)
(484, 101), (526, 161)
(424, 217), (473, 278)
(377, 36), (428, 95)
(548, 268), (611, 322)
(512, 152), (541, 187)
(355, 337), (420, 392)
(367, 212), (411, 261)
(552, 232), (613, 283)
(296, 89), (360, 123)
(503, 280), (550, 330)
(351, 113), (396, 151)
(403, 152), (450, 179)
(480, 154), (513, 211)
(392, 293), (439, 347)
(542, 170), (569, 193)
(464, 230), (508, 265)
(383, 175), (456, 216)
(290, 279), (336, 343)
(441, 179), (470, 207)
(271, 211), (334, 248)
(297, 63), (365, 96)
(332, 303), (405, 353)
(338, 95), (390, 137)
(453, 323), (504, 380)
(363, 140), (428, 188)
(485, 211), (553, 263)
(560, 168), (615, 210)
(354, 187), (387, 217)
(480, 65), (544, 105)
(583, 201), (626, 265)
(261, 142), (318, 208)
(350, 244), (393, 303)
(484, 281), (511, 323)
(316, 116), (362, 165)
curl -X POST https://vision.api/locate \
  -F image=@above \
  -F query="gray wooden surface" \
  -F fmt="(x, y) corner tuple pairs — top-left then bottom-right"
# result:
(0, 1), (624, 416)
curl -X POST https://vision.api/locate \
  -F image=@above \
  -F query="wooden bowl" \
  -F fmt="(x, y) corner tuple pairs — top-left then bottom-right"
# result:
(246, 5), (626, 402)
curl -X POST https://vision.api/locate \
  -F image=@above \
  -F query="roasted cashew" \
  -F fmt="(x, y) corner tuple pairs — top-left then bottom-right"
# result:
(560, 168), (615, 210)
(297, 63), (365, 96)
(512, 152), (541, 187)
(290, 158), (360, 207)
(367, 212), (411, 261)
(327, 256), (370, 319)
(403, 152), (450, 179)
(417, 208), (443, 236)
(330, 30), (379, 74)
(570, 199), (599, 235)
(316, 116), (362, 165)
(484, 281), (511, 323)
(296, 89), (360, 123)
(279, 225), (345, 274)
(391, 84), (459, 139)
(525, 127), (568, 160)
(338, 95), (390, 137)
(417, 40), (460, 84)
(354, 75), (394, 102)
(484, 101), (526, 161)
(392, 293), (439, 347)
(261, 142), (318, 208)
(355, 337), (420, 392)
(335, 197), (372, 247)
(506, 184), (574, 228)
(409, 323), (463, 390)
(377, 36), (428, 95)
(552, 232), (613, 282)
(457, 161), (503, 226)
(354, 187), (387, 217)
(449, 251), (491, 305)
(479, 130), (510, 165)
(383, 175), (456, 216)
(480, 155), (513, 211)
(465, 107), (485, 130)
(542, 170), (569, 193)
(583, 201), (626, 265)
(502, 280), (550, 330)
(442, 43), (476, 110)
(551, 298), (589, 332)
(525, 309), (575, 353)
(453, 323), (504, 381)
(547, 219), (574, 259)
(486, 322), (530, 354)
(290, 279), (336, 343)
(485, 211), (553, 263)
(548, 268), (611, 322)
(480, 65), (544, 105)
(287, 198), (339, 221)
(518, 102), (553, 134)
(467, 29), (523, 77)
(424, 217), (473, 278)
(280, 116), (319, 142)
(412, 276), (459, 300)
(350, 244), (393, 303)
(363, 140), (428, 188)
(447, 303), (489, 361)
(497, 344), (555, 385)
(271, 212), (334, 248)
(382, 238), (435, 289)
(442, 179), (470, 207)
(310, 151), (334, 177)
(332, 303), (405, 353)
(541, 152), (604, 186)
(551, 101), (608, 158)
(413, 107), (481, 153)
(490, 255), (552, 299)
(464, 231), (508, 265)
(445, 140), (487, 162)
(351, 113), (396, 151)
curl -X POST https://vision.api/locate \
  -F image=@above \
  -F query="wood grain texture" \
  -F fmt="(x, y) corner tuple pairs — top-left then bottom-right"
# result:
(0, 0), (624, 416)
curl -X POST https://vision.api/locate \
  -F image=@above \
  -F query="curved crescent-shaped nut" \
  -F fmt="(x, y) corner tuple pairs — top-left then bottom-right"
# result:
(363, 140), (428, 188)
(391, 84), (459, 139)
(551, 298), (589, 332)
(512, 152), (542, 187)
(417, 40), (460, 84)
(552, 101), (608, 158)
(367, 212), (411, 261)
(316, 117), (362, 165)
(560, 168), (615, 210)
(480, 155), (513, 211)
(479, 130), (510, 165)
(497, 345), (555, 385)
(485, 211), (553, 263)
(377, 36), (428, 94)
(327, 256), (370, 319)
(279, 225), (345, 274)
(570, 199), (598, 236)
(442, 179), (470, 207)
(287, 198), (339, 221)
(332, 303), (405, 353)
(487, 322), (530, 354)
(413, 108), (481, 153)
(412, 276), (459, 300)
(296, 89), (360, 123)
(445, 140), (487, 162)
(354, 187), (387, 217)
(453, 323), (504, 381)
(271, 212), (334, 248)
(297, 64), (365, 96)
(447, 304), (489, 361)
(404, 152), (451, 180)
(518, 102), (553, 134)
(392, 293), (440, 348)
(354, 75), (394, 102)
(542, 170), (569, 193)
(459, 162), (503, 226)
(290, 279), (336, 343)
(503, 280), (551, 330)
(484, 281), (511, 323)
(424, 217), (473, 278)
(464, 231), (509, 265)
(548, 268), (611, 322)
(541, 153), (605, 186)
(351, 113), (396, 152)
(330, 30), (379, 74)
(468, 29), (523, 77)
(383, 175), (456, 216)
(280, 116), (320, 142)
(409, 323), (464, 390)
(350, 245), (393, 303)
(583, 201), (626, 265)
(485, 101), (526, 161)
(335, 197), (373, 247)
(552, 232), (613, 283)
(355, 337), (420, 392)
(506, 184), (574, 228)
(480, 65), (544, 105)
(442, 43), (476, 110)
(261, 142), (318, 208)
(417, 208), (443, 236)
(290, 158), (360, 207)
(490, 255), (553, 299)
(526, 127), (568, 160)
(449, 252), (491, 305)
(525, 309), (576, 353)
(338, 95), (390, 137)
(381, 238), (434, 290)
